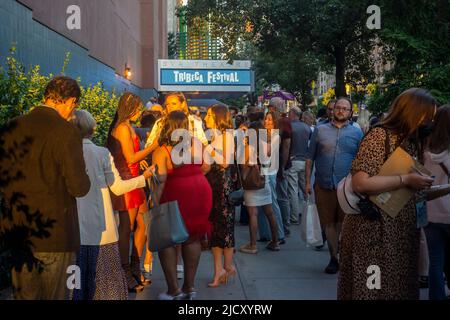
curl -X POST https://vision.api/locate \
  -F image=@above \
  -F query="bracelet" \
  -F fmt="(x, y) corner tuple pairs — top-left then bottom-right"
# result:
(399, 175), (404, 186)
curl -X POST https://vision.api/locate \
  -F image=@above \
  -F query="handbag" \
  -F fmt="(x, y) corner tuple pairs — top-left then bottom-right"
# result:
(146, 174), (189, 252)
(337, 126), (390, 217)
(240, 164), (265, 190)
(229, 161), (244, 206)
(300, 197), (323, 247)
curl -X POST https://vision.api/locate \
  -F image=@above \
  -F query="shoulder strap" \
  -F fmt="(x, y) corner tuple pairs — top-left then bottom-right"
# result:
(364, 125), (391, 162)
(439, 163), (450, 178)
(162, 144), (174, 169)
(383, 128), (390, 162)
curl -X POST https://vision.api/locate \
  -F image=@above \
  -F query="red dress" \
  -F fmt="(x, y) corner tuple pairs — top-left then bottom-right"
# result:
(159, 146), (213, 239)
(107, 134), (146, 211)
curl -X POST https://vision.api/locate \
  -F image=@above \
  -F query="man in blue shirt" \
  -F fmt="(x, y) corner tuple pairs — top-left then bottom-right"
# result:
(305, 97), (363, 274)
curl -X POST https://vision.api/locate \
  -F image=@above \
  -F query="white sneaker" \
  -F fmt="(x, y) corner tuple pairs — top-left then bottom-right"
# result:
(177, 264), (184, 279)
(157, 292), (184, 300)
(181, 291), (197, 300)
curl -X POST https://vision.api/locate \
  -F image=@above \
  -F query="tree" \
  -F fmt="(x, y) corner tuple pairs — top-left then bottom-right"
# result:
(367, 0), (450, 113)
(185, 0), (380, 97)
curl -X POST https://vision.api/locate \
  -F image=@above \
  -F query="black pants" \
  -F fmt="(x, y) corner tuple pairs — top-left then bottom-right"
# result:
(12, 252), (76, 300)
(445, 236), (450, 290)
(239, 205), (249, 224)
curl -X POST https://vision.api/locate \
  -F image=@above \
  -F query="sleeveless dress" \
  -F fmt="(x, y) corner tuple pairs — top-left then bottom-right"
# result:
(107, 133), (146, 211)
(159, 145), (213, 239)
(206, 164), (235, 248)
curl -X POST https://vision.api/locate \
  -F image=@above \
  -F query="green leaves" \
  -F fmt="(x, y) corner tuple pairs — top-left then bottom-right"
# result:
(0, 46), (118, 146)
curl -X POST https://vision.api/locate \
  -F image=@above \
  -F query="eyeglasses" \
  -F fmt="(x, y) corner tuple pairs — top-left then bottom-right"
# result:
(334, 107), (351, 112)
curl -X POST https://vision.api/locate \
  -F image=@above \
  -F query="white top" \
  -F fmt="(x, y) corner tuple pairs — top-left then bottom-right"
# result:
(76, 139), (146, 246)
(261, 133), (280, 176)
(145, 115), (208, 147)
(203, 130), (235, 166)
(424, 150), (450, 224)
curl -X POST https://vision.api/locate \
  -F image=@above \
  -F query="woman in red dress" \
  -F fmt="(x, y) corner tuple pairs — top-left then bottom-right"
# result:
(107, 92), (159, 292)
(152, 111), (212, 300)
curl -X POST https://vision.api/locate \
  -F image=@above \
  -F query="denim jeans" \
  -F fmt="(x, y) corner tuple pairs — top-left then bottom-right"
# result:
(258, 174), (285, 240)
(424, 223), (450, 300)
(276, 172), (291, 233)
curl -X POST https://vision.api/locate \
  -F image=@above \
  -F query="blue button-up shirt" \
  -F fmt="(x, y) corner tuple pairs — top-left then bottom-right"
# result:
(306, 121), (363, 189)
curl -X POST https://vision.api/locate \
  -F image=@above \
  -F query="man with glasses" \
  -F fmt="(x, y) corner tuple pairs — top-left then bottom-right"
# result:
(305, 97), (363, 274)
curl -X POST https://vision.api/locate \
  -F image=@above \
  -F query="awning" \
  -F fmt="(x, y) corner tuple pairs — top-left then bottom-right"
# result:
(263, 90), (296, 101)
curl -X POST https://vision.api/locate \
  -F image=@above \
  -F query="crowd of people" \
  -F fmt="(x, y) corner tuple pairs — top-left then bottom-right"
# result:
(1, 76), (449, 301)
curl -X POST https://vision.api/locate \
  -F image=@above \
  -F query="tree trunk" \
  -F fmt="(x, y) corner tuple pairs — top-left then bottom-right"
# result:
(335, 46), (347, 97)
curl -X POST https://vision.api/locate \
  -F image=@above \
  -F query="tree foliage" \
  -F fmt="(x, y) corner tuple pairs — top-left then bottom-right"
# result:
(186, 0), (380, 98)
(367, 0), (450, 114)
(186, 0), (450, 111)
(0, 46), (119, 146)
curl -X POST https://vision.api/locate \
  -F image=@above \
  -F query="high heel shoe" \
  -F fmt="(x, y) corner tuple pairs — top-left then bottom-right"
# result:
(225, 267), (237, 284)
(208, 270), (228, 288)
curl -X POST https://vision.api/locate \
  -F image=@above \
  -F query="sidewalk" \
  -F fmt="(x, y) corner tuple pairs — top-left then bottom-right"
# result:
(132, 222), (339, 300)
(132, 219), (440, 300)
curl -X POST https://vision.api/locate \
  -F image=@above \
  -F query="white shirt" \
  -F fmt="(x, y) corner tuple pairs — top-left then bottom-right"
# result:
(76, 139), (146, 246)
(145, 115), (208, 148)
(260, 134), (280, 176)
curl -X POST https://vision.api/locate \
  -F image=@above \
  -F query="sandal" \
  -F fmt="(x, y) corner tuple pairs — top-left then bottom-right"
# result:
(266, 241), (280, 251)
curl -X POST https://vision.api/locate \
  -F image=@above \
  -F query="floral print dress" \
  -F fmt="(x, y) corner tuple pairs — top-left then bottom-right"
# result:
(207, 164), (236, 248)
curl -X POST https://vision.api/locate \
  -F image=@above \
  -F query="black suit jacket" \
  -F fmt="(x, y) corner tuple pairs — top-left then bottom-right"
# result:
(0, 106), (90, 252)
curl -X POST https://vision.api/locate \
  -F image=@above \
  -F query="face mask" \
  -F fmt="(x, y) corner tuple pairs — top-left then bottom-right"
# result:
(417, 123), (434, 140)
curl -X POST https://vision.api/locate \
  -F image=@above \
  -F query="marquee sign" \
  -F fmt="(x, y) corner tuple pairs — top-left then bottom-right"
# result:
(158, 60), (253, 92)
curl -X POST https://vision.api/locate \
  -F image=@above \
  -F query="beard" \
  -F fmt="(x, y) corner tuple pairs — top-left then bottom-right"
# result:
(333, 114), (350, 123)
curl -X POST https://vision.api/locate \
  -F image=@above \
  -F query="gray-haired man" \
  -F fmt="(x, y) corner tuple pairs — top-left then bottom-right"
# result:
(286, 106), (312, 224)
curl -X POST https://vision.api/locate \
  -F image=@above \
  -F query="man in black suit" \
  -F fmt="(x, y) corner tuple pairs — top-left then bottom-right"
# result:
(0, 76), (90, 299)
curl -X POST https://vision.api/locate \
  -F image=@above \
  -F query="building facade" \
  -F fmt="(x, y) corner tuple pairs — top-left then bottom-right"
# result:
(0, 0), (169, 101)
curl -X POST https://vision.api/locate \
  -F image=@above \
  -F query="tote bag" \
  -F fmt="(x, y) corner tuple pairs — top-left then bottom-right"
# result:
(146, 175), (189, 252)
(300, 198), (323, 247)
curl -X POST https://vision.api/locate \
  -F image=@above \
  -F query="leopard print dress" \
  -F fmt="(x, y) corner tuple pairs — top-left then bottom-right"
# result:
(338, 127), (420, 300)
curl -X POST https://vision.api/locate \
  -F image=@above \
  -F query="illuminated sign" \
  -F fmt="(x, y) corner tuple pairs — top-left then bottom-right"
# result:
(161, 69), (251, 86)
(158, 60), (253, 92)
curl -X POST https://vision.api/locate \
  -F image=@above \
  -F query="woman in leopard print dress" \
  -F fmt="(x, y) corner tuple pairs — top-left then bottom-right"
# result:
(338, 88), (438, 300)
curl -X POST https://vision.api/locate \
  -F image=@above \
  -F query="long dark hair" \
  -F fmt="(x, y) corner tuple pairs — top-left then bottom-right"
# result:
(265, 111), (280, 130)
(428, 105), (450, 154)
(381, 88), (437, 138)
(210, 105), (233, 133)
(158, 111), (189, 147)
(107, 92), (143, 138)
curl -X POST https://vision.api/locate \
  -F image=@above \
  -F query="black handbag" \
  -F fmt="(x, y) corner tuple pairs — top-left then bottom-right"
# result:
(146, 175), (189, 252)
(229, 163), (244, 206)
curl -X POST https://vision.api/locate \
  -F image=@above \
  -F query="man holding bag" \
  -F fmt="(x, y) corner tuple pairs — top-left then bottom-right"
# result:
(305, 97), (363, 274)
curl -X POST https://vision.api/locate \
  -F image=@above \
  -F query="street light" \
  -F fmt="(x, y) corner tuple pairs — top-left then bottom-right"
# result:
(124, 64), (132, 80)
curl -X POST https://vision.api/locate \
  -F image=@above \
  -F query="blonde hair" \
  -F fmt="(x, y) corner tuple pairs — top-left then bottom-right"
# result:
(163, 92), (189, 115)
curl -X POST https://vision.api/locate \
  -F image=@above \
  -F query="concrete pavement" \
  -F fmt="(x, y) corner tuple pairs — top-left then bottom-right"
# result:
(131, 214), (440, 300)
(132, 220), (339, 300)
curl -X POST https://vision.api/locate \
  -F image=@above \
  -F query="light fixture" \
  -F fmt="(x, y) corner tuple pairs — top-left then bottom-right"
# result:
(124, 64), (132, 80)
